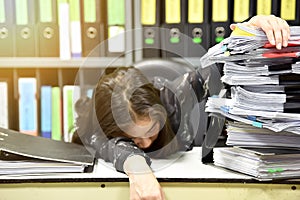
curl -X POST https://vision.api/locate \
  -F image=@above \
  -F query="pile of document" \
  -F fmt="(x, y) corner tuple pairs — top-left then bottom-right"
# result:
(201, 24), (300, 180)
(214, 146), (300, 181)
(0, 127), (94, 175)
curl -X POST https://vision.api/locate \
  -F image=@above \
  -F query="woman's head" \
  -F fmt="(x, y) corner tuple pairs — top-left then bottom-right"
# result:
(94, 67), (179, 156)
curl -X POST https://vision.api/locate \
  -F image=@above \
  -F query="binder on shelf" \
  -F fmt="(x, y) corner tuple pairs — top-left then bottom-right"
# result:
(185, 0), (211, 56)
(0, 81), (8, 129)
(279, 0), (300, 26)
(1, 70), (16, 130)
(210, 0), (232, 46)
(70, 0), (82, 58)
(14, 0), (38, 57)
(80, 0), (106, 57)
(40, 85), (52, 139)
(57, 0), (71, 60)
(52, 86), (62, 141)
(107, 0), (125, 57)
(36, 0), (59, 57)
(0, 0), (15, 56)
(63, 85), (78, 142)
(141, 0), (161, 58)
(256, 0), (280, 16)
(232, 0), (255, 23)
(18, 77), (38, 136)
(161, 0), (185, 57)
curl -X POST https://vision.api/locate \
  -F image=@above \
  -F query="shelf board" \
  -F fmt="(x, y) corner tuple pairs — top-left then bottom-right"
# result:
(0, 57), (127, 68)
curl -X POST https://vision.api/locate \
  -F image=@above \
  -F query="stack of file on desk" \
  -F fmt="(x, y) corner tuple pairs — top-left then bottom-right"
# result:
(201, 24), (300, 180)
(213, 147), (300, 181)
(225, 121), (300, 149)
(0, 127), (94, 175)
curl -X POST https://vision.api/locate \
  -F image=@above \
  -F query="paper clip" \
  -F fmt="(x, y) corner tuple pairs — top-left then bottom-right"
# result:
(252, 121), (263, 128)
(220, 105), (230, 113)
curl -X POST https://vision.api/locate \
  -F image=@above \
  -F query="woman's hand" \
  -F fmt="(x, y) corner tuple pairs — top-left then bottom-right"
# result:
(128, 172), (165, 200)
(124, 155), (165, 200)
(230, 15), (290, 50)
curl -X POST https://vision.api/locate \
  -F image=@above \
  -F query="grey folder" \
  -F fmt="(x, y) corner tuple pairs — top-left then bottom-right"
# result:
(0, 127), (94, 166)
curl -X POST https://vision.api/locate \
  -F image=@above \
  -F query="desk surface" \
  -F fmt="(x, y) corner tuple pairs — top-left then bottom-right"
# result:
(0, 147), (299, 184)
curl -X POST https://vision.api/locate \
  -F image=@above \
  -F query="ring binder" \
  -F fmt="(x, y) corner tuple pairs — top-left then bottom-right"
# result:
(14, 0), (38, 57)
(36, 0), (60, 57)
(0, 0), (15, 57)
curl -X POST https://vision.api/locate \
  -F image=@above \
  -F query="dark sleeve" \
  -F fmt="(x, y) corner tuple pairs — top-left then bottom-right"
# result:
(155, 71), (206, 151)
(96, 137), (152, 173)
(72, 97), (152, 173)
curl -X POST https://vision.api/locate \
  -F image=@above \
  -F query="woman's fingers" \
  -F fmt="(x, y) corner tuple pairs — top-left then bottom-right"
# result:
(248, 15), (291, 49)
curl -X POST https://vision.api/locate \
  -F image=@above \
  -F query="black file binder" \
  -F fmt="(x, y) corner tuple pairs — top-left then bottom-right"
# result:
(161, 0), (186, 57)
(185, 0), (211, 56)
(210, 0), (233, 47)
(80, 0), (106, 57)
(279, 0), (300, 26)
(0, 0), (15, 57)
(36, 0), (59, 57)
(256, 0), (280, 16)
(14, 0), (38, 57)
(141, 0), (161, 58)
(232, 0), (255, 23)
(0, 127), (94, 168)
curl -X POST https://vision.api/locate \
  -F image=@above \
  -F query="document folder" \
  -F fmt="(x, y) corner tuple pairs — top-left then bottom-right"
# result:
(80, 0), (106, 57)
(52, 87), (62, 141)
(0, 127), (94, 169)
(40, 85), (52, 139)
(161, 0), (185, 57)
(18, 77), (38, 136)
(186, 0), (211, 56)
(69, 0), (82, 58)
(107, 0), (125, 57)
(36, 0), (59, 57)
(63, 85), (77, 142)
(279, 0), (300, 26)
(14, 0), (37, 57)
(0, 0), (15, 56)
(141, 0), (161, 58)
(58, 0), (71, 60)
(232, 0), (255, 23)
(0, 81), (8, 128)
(210, 0), (232, 46)
(1, 70), (15, 130)
(256, 0), (280, 16)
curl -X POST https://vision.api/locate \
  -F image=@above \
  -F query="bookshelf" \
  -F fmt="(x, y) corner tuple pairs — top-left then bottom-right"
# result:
(0, 0), (136, 138)
(3, 0), (298, 137)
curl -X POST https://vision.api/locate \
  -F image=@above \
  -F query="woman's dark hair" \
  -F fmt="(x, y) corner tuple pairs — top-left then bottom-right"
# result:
(94, 67), (180, 158)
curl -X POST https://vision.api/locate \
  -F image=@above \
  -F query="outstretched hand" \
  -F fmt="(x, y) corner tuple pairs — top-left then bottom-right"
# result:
(230, 15), (290, 50)
(124, 155), (165, 200)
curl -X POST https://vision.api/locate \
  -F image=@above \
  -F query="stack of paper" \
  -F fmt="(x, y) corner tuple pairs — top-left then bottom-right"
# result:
(201, 24), (300, 180)
(201, 25), (300, 68)
(214, 147), (300, 181)
(0, 127), (94, 175)
(225, 121), (300, 148)
(203, 24), (300, 135)
(0, 157), (86, 175)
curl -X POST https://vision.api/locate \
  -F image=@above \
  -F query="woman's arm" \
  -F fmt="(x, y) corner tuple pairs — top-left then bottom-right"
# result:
(124, 155), (165, 200)
(230, 15), (290, 50)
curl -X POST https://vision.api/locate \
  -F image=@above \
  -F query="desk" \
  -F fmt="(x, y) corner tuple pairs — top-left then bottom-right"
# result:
(0, 147), (299, 200)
